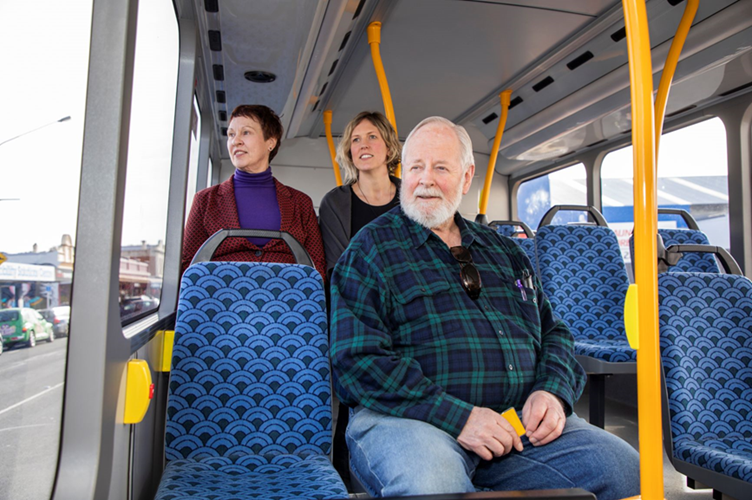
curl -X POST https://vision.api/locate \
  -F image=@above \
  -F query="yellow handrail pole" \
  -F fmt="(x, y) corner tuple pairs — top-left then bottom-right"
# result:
(478, 90), (512, 218)
(323, 110), (343, 187)
(367, 21), (400, 177)
(622, 1), (664, 499)
(655, 0), (699, 155)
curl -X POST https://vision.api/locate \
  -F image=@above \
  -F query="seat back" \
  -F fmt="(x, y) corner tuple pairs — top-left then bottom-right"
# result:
(536, 225), (630, 343)
(494, 224), (517, 237)
(490, 221), (537, 273)
(165, 262), (332, 462)
(514, 238), (537, 274)
(658, 272), (752, 483)
(657, 228), (721, 273)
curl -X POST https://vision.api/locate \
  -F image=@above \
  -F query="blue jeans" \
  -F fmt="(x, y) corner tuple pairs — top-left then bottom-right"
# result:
(347, 407), (640, 500)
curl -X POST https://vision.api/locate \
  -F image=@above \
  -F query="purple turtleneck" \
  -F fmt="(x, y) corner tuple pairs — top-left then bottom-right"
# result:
(233, 168), (280, 247)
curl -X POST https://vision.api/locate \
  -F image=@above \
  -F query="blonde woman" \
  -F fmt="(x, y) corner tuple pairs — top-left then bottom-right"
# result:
(319, 111), (401, 277)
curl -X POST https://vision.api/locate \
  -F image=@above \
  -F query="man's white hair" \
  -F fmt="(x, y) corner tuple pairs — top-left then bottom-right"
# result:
(401, 116), (474, 171)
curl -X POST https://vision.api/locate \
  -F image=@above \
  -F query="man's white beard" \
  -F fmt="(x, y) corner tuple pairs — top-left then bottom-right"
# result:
(401, 181), (463, 229)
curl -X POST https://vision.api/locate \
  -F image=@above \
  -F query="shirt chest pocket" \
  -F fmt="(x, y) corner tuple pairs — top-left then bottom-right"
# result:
(483, 269), (542, 343)
(507, 283), (542, 348)
(512, 283), (540, 319)
(389, 274), (451, 337)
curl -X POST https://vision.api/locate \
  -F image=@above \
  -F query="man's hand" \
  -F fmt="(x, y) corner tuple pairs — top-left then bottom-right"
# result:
(457, 407), (523, 460)
(521, 390), (566, 446)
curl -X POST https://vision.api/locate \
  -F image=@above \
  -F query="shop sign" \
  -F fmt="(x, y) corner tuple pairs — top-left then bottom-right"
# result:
(0, 262), (56, 282)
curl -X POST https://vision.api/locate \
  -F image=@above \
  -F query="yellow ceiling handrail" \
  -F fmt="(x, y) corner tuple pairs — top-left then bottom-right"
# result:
(323, 110), (343, 187)
(367, 22), (400, 178)
(478, 90), (512, 222)
(655, 0), (699, 156)
(622, 0), (663, 499)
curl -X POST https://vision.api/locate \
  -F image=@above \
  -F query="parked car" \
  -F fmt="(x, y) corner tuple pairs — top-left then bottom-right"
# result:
(120, 296), (160, 321)
(40, 306), (71, 338)
(0, 308), (54, 348)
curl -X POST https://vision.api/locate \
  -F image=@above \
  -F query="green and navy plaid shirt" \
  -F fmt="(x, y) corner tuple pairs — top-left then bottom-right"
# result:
(330, 208), (586, 438)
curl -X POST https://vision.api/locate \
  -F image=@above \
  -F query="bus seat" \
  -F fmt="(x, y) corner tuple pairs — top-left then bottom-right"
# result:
(536, 205), (636, 429)
(629, 229), (721, 275)
(516, 238), (538, 275)
(658, 271), (752, 500)
(155, 254), (347, 497)
(658, 228), (721, 273)
(489, 220), (538, 275)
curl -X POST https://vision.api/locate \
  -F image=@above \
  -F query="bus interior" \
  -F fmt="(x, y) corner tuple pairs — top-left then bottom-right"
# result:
(0, 0), (751, 499)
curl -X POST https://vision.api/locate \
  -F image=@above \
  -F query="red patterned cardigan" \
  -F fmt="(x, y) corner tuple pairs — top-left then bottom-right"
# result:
(181, 175), (327, 278)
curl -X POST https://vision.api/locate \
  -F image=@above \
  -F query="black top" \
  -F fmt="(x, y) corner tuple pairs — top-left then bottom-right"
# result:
(350, 188), (400, 236)
(318, 176), (401, 276)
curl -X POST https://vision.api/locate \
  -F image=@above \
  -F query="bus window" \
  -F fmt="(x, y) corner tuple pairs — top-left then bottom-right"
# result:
(516, 163), (587, 230)
(601, 118), (729, 265)
(0, 0), (92, 498)
(183, 95), (202, 221)
(119, 0), (178, 325)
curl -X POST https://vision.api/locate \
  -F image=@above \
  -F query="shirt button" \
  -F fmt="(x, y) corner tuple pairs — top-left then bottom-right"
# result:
(421, 288), (426, 292)
(255, 250), (262, 257)
(498, 330), (503, 336)
(508, 364), (514, 371)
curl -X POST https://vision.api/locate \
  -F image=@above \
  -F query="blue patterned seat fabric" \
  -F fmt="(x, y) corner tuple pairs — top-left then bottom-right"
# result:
(658, 272), (752, 485)
(515, 238), (537, 273)
(494, 224), (517, 237)
(492, 226), (537, 272)
(155, 262), (347, 500)
(536, 225), (635, 363)
(658, 228), (721, 273)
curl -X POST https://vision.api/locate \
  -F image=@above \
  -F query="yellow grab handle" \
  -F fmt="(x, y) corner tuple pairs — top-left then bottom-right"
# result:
(323, 110), (343, 186)
(655, 0), (699, 155)
(624, 284), (640, 350)
(367, 22), (400, 177)
(478, 90), (512, 217)
(149, 329), (175, 372)
(124, 359), (154, 424)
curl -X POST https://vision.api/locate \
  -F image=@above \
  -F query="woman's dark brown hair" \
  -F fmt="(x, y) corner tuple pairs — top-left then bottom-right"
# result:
(229, 105), (284, 162)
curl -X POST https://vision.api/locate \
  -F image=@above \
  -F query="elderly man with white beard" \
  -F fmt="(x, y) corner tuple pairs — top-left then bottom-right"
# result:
(328, 116), (640, 500)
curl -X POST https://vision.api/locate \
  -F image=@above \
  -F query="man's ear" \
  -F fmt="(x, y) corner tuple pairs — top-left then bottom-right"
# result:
(462, 163), (475, 195)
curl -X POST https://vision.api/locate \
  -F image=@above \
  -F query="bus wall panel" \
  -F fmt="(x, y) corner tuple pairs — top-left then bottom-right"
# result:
(217, 137), (510, 221)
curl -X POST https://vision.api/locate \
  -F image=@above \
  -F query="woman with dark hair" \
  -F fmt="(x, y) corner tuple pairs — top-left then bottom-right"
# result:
(318, 111), (401, 278)
(181, 104), (326, 277)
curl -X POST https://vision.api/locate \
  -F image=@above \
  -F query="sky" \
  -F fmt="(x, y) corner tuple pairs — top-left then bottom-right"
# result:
(0, 0), (92, 255)
(0, 0), (178, 255)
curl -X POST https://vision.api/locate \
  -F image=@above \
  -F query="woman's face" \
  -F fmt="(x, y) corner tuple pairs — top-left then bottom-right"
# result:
(227, 115), (277, 173)
(350, 119), (389, 175)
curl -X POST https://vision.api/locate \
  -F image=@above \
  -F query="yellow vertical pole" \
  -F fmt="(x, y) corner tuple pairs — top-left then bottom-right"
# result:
(654, 0), (699, 155)
(478, 90), (512, 219)
(323, 110), (343, 187)
(367, 21), (400, 177)
(622, 0), (664, 499)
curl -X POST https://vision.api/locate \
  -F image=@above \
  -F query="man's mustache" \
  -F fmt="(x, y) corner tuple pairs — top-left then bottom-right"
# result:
(412, 187), (444, 199)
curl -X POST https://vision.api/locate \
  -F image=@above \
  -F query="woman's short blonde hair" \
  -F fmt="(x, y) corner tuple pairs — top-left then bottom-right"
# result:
(336, 111), (401, 185)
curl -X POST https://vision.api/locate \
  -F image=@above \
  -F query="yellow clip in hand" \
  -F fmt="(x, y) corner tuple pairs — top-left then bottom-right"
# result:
(501, 407), (526, 437)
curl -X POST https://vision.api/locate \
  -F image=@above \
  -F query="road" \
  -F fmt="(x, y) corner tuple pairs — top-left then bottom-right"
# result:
(0, 337), (67, 500)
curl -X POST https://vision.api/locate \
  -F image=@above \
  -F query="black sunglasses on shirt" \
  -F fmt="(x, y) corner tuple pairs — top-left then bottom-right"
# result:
(450, 246), (482, 300)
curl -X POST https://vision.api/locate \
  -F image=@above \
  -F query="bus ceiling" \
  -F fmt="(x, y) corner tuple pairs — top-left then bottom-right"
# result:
(187, 0), (752, 176)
